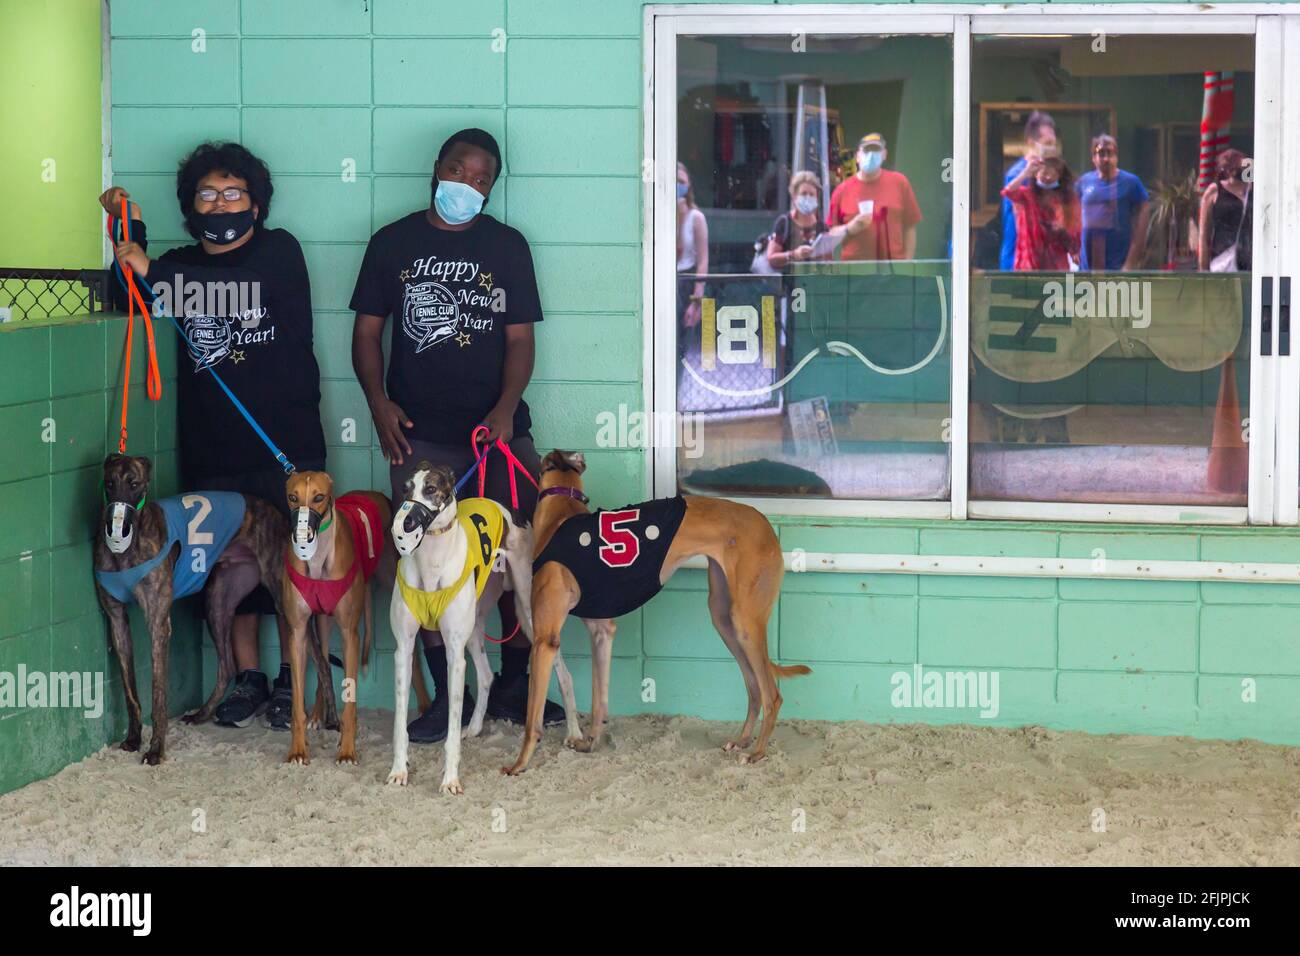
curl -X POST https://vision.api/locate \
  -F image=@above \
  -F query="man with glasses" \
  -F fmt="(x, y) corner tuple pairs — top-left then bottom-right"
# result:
(1075, 134), (1151, 272)
(102, 141), (326, 730)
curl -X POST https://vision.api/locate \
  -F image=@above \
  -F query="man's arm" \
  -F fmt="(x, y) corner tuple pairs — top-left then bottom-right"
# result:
(483, 323), (535, 443)
(1124, 201), (1150, 271)
(1198, 187), (1217, 271)
(352, 311), (413, 465)
(903, 223), (918, 261)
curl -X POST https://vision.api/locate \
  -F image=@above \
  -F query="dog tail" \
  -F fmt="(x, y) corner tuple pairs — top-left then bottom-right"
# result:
(361, 580), (374, 676)
(770, 662), (812, 679)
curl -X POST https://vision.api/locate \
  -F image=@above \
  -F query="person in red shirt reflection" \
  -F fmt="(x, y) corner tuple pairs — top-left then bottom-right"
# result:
(826, 133), (922, 261)
(1001, 152), (1081, 272)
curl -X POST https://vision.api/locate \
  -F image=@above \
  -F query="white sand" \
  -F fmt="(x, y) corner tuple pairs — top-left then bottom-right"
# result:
(2, 711), (1298, 866)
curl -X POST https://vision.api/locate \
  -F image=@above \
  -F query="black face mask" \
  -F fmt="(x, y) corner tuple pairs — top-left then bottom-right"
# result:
(189, 208), (255, 245)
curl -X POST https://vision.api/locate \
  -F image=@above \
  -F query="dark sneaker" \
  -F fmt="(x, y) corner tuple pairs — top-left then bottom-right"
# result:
(266, 670), (293, 731)
(215, 670), (270, 728)
(486, 672), (566, 726)
(406, 686), (475, 744)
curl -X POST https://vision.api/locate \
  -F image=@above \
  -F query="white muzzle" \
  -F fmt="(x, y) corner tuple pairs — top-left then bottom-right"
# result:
(392, 500), (424, 556)
(291, 507), (319, 561)
(106, 502), (133, 554)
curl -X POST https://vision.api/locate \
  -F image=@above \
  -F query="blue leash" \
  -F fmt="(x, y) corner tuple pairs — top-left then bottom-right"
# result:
(109, 217), (296, 474)
(452, 444), (493, 497)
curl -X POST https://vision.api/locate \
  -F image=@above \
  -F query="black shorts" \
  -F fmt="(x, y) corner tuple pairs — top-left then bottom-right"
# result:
(188, 458), (326, 617)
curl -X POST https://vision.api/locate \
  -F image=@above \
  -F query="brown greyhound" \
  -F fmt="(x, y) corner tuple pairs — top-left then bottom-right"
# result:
(282, 471), (430, 765)
(503, 449), (808, 776)
(93, 453), (331, 763)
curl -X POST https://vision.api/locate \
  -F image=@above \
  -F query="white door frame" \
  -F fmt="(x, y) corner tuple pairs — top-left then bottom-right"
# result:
(1270, 15), (1300, 524)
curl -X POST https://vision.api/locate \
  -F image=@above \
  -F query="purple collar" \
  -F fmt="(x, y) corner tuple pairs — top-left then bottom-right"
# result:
(539, 486), (589, 506)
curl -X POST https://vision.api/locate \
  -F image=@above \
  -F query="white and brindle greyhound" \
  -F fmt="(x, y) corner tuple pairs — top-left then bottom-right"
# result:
(387, 462), (581, 794)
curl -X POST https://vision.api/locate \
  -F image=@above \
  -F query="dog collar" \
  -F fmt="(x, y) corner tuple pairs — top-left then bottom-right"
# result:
(539, 486), (589, 505)
(426, 509), (457, 534)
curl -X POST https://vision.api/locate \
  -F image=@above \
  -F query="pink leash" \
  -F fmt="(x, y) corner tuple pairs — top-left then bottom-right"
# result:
(470, 425), (542, 644)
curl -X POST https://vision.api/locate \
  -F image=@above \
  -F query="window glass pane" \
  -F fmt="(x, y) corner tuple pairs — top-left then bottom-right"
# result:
(969, 34), (1253, 507)
(675, 33), (953, 500)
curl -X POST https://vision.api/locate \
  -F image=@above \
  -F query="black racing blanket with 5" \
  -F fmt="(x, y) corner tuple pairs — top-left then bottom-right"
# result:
(533, 496), (689, 620)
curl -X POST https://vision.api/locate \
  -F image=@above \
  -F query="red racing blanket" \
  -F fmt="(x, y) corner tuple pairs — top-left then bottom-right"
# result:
(285, 493), (384, 615)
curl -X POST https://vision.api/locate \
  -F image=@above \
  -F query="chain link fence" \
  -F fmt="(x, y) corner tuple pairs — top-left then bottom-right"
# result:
(0, 268), (112, 322)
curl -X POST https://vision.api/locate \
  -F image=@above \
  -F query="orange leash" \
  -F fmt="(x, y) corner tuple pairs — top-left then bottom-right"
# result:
(107, 197), (162, 453)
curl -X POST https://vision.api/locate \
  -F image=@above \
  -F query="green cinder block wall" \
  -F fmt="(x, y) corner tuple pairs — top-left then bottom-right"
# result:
(0, 313), (204, 794)
(0, 0), (1290, 797)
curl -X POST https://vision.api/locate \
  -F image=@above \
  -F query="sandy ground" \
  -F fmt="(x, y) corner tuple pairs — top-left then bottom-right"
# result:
(2, 710), (1298, 866)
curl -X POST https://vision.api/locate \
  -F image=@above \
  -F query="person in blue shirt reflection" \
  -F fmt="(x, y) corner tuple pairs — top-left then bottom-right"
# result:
(1075, 134), (1151, 272)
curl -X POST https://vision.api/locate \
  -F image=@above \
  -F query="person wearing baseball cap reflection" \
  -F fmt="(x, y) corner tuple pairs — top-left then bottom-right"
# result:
(826, 133), (922, 262)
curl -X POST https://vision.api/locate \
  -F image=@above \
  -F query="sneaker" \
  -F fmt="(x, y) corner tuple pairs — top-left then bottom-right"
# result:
(406, 686), (475, 744)
(215, 670), (270, 728)
(486, 672), (566, 726)
(266, 670), (293, 731)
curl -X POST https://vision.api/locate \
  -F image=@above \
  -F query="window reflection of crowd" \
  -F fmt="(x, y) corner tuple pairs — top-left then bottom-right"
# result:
(686, 107), (1253, 296)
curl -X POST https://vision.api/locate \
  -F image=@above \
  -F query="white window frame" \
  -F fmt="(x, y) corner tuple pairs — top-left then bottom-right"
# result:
(645, 4), (1290, 524)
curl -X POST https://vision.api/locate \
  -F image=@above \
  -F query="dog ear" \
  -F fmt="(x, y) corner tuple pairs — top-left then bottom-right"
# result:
(563, 450), (586, 475)
(137, 456), (153, 486)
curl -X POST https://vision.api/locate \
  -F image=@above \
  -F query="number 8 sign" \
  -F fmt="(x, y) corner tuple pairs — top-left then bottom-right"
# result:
(701, 297), (777, 372)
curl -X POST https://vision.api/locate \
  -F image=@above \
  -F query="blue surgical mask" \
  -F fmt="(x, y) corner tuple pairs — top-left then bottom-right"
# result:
(1038, 179), (1060, 190)
(794, 195), (818, 215)
(677, 183), (690, 200)
(434, 178), (485, 225)
(860, 151), (884, 173)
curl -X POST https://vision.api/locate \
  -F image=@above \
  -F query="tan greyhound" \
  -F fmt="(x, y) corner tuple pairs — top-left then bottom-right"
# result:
(282, 471), (430, 765)
(504, 449), (809, 776)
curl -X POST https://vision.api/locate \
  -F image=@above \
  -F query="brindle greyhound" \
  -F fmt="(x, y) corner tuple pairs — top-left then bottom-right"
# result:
(504, 450), (809, 776)
(93, 454), (334, 763)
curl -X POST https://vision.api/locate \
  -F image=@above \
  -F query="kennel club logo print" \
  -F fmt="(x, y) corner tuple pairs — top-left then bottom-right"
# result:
(399, 255), (498, 352)
(402, 280), (461, 352)
(181, 306), (272, 371)
(183, 312), (233, 370)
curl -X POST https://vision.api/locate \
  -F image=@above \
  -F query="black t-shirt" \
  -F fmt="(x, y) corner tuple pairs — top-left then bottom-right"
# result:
(125, 224), (326, 481)
(349, 211), (543, 444)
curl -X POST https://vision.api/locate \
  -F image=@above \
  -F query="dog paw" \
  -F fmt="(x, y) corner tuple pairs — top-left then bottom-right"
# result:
(180, 711), (206, 725)
(738, 750), (766, 765)
(335, 751), (358, 766)
(286, 750), (310, 766)
(142, 750), (164, 766)
(387, 769), (408, 786)
(501, 764), (526, 776)
(439, 778), (464, 796)
(565, 735), (595, 753)
(723, 738), (751, 753)
(119, 737), (141, 753)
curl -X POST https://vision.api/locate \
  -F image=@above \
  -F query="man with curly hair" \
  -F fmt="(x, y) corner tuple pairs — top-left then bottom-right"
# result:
(102, 141), (326, 730)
